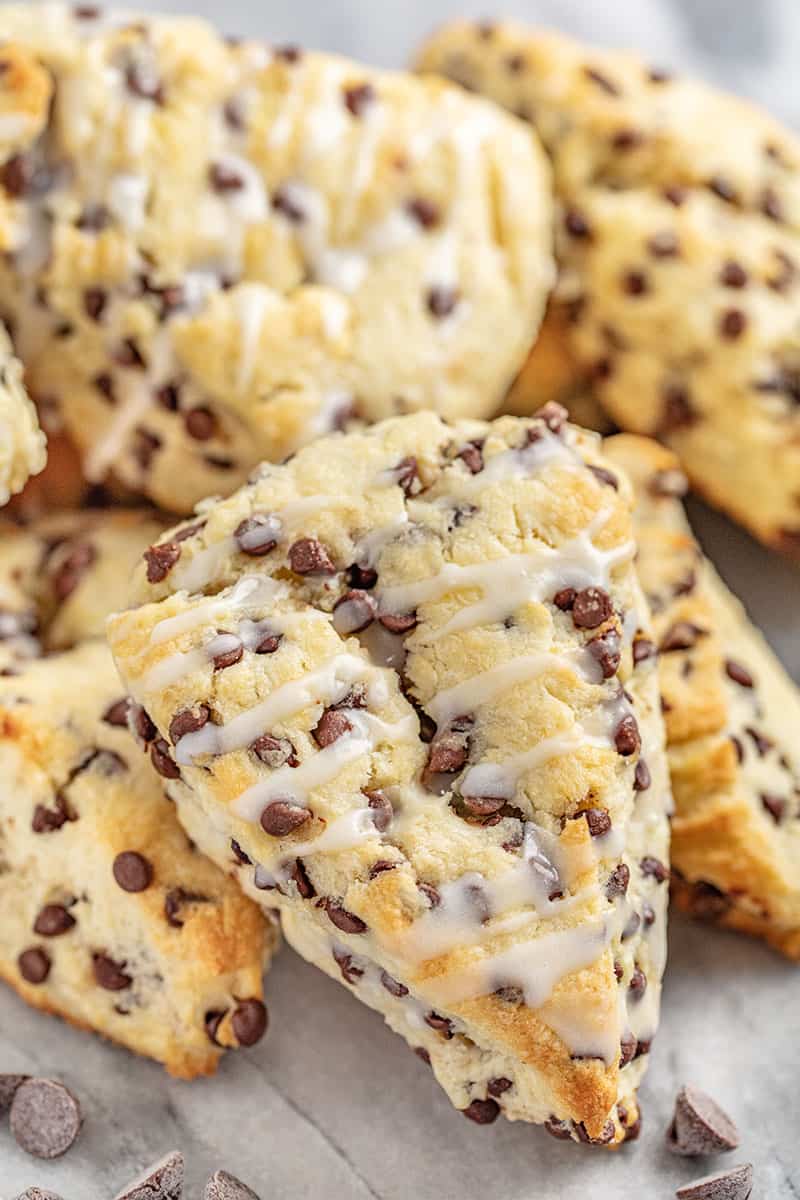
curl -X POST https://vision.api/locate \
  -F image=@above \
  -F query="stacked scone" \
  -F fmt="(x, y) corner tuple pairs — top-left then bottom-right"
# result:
(0, 0), (797, 1164)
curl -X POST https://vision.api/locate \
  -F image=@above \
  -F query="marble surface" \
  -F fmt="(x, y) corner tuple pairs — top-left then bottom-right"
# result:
(2, 0), (800, 1196)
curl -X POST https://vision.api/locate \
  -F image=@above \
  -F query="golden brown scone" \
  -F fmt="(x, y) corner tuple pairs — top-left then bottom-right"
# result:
(0, 6), (553, 514)
(0, 322), (45, 506)
(605, 435), (800, 959)
(418, 20), (800, 557)
(0, 639), (274, 1078)
(109, 407), (671, 1145)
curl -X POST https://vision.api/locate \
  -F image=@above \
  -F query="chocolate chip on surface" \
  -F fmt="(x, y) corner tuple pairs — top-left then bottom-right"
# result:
(33, 905), (75, 937)
(667, 1084), (740, 1157)
(144, 542), (181, 584)
(103, 698), (131, 727)
(333, 590), (377, 634)
(92, 952), (132, 991)
(614, 713), (641, 756)
(169, 705), (210, 744)
(234, 514), (281, 556)
(288, 537), (335, 575)
(324, 899), (367, 934)
(260, 800), (310, 837)
(204, 1169), (262, 1200)
(313, 708), (353, 747)
(232, 999), (268, 1047)
(724, 660), (754, 688)
(151, 738), (180, 779)
(577, 808), (612, 837)
(674, 1163), (753, 1200)
(9, 1078), (82, 1160)
(113, 1150), (184, 1200)
(113, 851), (153, 893)
(365, 789), (393, 832)
(641, 855), (670, 883)
(571, 586), (612, 629)
(18, 947), (51, 984)
(605, 863), (630, 900)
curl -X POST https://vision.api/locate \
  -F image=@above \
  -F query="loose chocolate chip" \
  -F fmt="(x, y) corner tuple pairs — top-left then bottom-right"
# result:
(52, 541), (96, 601)
(113, 851), (153, 893)
(605, 863), (630, 900)
(628, 966), (647, 999)
(719, 261), (748, 289)
(365, 789), (393, 832)
(406, 197), (440, 228)
(115, 1151), (185, 1200)
(260, 800), (310, 837)
(674, 1164), (753, 1200)
(588, 633), (621, 679)
(333, 589), (376, 634)
(564, 208), (591, 238)
(150, 738), (180, 779)
(232, 998), (268, 1047)
(572, 586), (613, 629)
(578, 808), (612, 837)
(333, 946), (364, 985)
(204, 1168), (261, 1200)
(380, 969), (408, 997)
(634, 759), (651, 791)
(487, 1077), (512, 1098)
(614, 713), (641, 756)
(92, 952), (132, 991)
(761, 794), (786, 824)
(313, 708), (353, 747)
(724, 660), (754, 688)
(667, 1084), (740, 1157)
(185, 406), (217, 441)
(289, 537), (336, 575)
(324, 899), (367, 934)
(379, 611), (417, 634)
(235, 513), (281, 556)
(719, 309), (747, 340)
(343, 82), (375, 116)
(9, 1078), (82, 1160)
(212, 636), (243, 671)
(641, 855), (670, 883)
(660, 621), (705, 652)
(144, 541), (181, 584)
(427, 716), (473, 774)
(18, 947), (51, 984)
(462, 1098), (500, 1125)
(290, 858), (316, 899)
(426, 286), (459, 318)
(103, 698), (130, 728)
(209, 162), (244, 192)
(424, 1011), (453, 1038)
(169, 704), (210, 744)
(33, 905), (76, 937)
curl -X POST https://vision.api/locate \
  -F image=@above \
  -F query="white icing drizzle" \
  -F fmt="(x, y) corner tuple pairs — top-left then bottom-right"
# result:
(459, 730), (610, 803)
(149, 576), (283, 645)
(426, 652), (589, 726)
(233, 284), (271, 392)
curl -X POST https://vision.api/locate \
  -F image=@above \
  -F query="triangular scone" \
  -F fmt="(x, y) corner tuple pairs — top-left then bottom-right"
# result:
(0, 5), (552, 514)
(417, 21), (800, 557)
(109, 408), (670, 1144)
(605, 435), (800, 959)
(0, 639), (273, 1078)
(0, 323), (45, 506)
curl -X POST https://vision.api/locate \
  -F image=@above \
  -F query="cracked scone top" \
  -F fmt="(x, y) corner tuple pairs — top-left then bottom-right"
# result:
(0, 5), (553, 514)
(417, 20), (800, 557)
(109, 408), (671, 1143)
(0, 322), (45, 505)
(605, 435), (800, 960)
(0, 512), (275, 1077)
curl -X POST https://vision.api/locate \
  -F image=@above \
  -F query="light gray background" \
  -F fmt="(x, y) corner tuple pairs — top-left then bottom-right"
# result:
(2, 2), (799, 1198)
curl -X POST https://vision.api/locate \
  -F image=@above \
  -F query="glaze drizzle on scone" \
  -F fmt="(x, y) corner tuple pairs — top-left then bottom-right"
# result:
(109, 408), (671, 1143)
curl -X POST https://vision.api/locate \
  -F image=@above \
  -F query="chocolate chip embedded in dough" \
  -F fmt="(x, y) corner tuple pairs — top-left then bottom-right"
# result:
(333, 589), (377, 634)
(424, 1011), (453, 1038)
(169, 704), (210, 744)
(234, 513), (281, 556)
(342, 82), (376, 117)
(33, 905), (76, 937)
(288, 537), (336, 576)
(462, 1098), (500, 1125)
(113, 851), (153, 893)
(313, 708), (353, 747)
(251, 734), (298, 769)
(365, 789), (393, 832)
(577, 808), (612, 837)
(571, 587), (612, 629)
(164, 888), (208, 929)
(659, 621), (705, 652)
(426, 286), (459, 319)
(323, 899), (367, 934)
(667, 1084), (740, 1157)
(9, 1078), (82, 1160)
(259, 800), (310, 837)
(18, 947), (50, 984)
(614, 713), (641, 756)
(150, 738), (180, 779)
(380, 970), (408, 998)
(641, 855), (670, 883)
(143, 541), (181, 584)
(103, 698), (131, 727)
(674, 1163), (753, 1200)
(605, 863), (630, 900)
(113, 1150), (185, 1200)
(92, 953), (132, 991)
(724, 660), (754, 688)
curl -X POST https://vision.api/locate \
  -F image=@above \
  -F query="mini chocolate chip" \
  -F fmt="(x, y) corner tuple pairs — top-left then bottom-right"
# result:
(628, 966), (647, 999)
(333, 946), (364, 985)
(719, 261), (748, 289)
(583, 65), (620, 95)
(132, 704), (157, 744)
(724, 660), (754, 688)
(113, 851), (153, 893)
(313, 708), (353, 747)
(164, 888), (208, 929)
(9, 1078), (82, 1160)
(622, 269), (649, 296)
(235, 513), (281, 556)
(427, 716), (473, 773)
(588, 633), (621, 679)
(32, 795), (75, 834)
(588, 464), (618, 489)
(212, 636), (244, 671)
(424, 1011), (453, 1038)
(544, 1116), (573, 1141)
(92, 952), (132, 991)
(379, 611), (417, 634)
(380, 970), (408, 997)
(667, 1084), (740, 1157)
(745, 726), (773, 756)
(205, 1010), (226, 1045)
(83, 287), (107, 322)
(622, 911), (641, 941)
(620, 1033), (637, 1066)
(458, 794), (506, 819)
(660, 382), (696, 432)
(571, 586), (613, 630)
(578, 808), (612, 837)
(289, 537), (335, 575)
(252, 734), (298, 769)
(406, 197), (440, 228)
(660, 621), (705, 652)
(274, 44), (302, 63)
(333, 589), (376, 634)
(260, 800), (310, 837)
(116, 1152), (185, 1200)
(564, 208), (591, 238)
(487, 1077), (512, 1098)
(232, 998), (268, 1047)
(414, 1047), (431, 1065)
(114, 337), (146, 369)
(324, 899), (367, 934)
(169, 705), (210, 744)
(458, 442), (484, 474)
(642, 902), (656, 927)
(462, 1098), (500, 1125)
(52, 541), (96, 601)
(365, 789), (393, 832)
(132, 428), (162, 470)
(426, 286), (459, 318)
(209, 162), (244, 192)
(18, 947), (51, 983)
(144, 541), (181, 584)
(150, 738), (180, 779)
(33, 905), (76, 937)
(369, 860), (398, 878)
(343, 82), (375, 116)
(605, 863), (630, 899)
(612, 127), (644, 151)
(231, 840), (251, 866)
(103, 698), (130, 728)
(761, 794), (785, 824)
(185, 406), (217, 441)
(650, 468), (688, 498)
(290, 858), (315, 899)
(393, 455), (421, 498)
(418, 882), (441, 909)
(674, 1163), (753, 1200)
(647, 231), (679, 258)
(614, 713), (641, 756)
(553, 587), (576, 611)
(641, 855), (670, 883)
(634, 759), (652, 791)
(719, 309), (747, 340)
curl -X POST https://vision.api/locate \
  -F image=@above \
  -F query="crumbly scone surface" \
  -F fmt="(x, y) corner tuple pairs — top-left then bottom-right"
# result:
(605, 435), (800, 959)
(109, 409), (670, 1142)
(0, 321), (45, 505)
(0, 4), (553, 513)
(418, 20), (800, 554)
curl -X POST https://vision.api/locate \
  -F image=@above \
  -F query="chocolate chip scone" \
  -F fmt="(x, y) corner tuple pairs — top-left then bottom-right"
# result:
(605, 435), (800, 959)
(108, 407), (671, 1144)
(0, 638), (273, 1078)
(417, 20), (800, 557)
(0, 323), (45, 506)
(0, 5), (553, 514)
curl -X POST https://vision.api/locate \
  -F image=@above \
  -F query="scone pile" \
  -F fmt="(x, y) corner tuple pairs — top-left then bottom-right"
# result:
(0, 1), (797, 1171)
